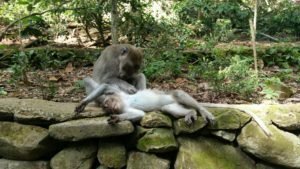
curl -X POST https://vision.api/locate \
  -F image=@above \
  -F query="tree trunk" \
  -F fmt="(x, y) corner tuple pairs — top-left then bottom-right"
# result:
(111, 0), (118, 44)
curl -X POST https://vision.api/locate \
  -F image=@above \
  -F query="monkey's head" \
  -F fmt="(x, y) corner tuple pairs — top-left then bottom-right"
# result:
(118, 45), (143, 79)
(103, 94), (124, 114)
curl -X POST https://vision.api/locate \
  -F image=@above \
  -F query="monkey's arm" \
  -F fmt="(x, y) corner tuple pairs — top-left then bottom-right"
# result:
(132, 73), (146, 90)
(199, 103), (272, 137)
(108, 108), (145, 124)
(75, 83), (115, 114)
(105, 78), (138, 94)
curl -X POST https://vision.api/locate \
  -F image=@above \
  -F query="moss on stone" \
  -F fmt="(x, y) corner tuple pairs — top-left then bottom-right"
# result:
(97, 141), (126, 168)
(137, 128), (178, 153)
(207, 107), (251, 130)
(173, 117), (207, 135)
(140, 112), (172, 128)
(175, 137), (255, 169)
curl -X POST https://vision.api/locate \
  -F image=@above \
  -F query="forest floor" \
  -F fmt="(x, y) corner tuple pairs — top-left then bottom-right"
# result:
(0, 63), (299, 104)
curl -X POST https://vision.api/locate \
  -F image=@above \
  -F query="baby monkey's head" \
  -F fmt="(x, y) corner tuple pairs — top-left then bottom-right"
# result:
(103, 94), (124, 114)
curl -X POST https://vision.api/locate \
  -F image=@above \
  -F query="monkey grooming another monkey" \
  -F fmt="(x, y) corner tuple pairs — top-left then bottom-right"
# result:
(86, 44), (146, 106)
(76, 77), (272, 136)
(76, 77), (215, 125)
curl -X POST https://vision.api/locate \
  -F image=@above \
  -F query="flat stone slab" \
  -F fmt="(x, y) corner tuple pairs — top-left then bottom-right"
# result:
(175, 137), (255, 169)
(140, 112), (172, 128)
(0, 159), (50, 169)
(0, 122), (58, 160)
(0, 98), (105, 125)
(49, 117), (134, 141)
(127, 151), (170, 169)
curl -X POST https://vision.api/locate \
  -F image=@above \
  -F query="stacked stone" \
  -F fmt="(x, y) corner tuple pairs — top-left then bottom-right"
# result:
(1, 98), (300, 169)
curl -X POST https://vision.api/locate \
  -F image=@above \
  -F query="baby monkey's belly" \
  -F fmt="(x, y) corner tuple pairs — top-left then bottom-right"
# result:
(128, 90), (175, 111)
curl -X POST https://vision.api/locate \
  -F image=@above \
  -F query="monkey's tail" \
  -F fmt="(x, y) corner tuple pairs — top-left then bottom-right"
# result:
(200, 103), (272, 137)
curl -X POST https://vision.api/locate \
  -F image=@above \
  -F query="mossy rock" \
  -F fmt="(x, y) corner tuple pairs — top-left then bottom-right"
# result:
(50, 141), (97, 169)
(175, 137), (255, 169)
(237, 122), (300, 168)
(127, 151), (170, 169)
(97, 140), (126, 168)
(208, 107), (251, 130)
(140, 112), (172, 128)
(137, 128), (178, 153)
(173, 116), (207, 135)
(0, 122), (59, 160)
(268, 103), (300, 130)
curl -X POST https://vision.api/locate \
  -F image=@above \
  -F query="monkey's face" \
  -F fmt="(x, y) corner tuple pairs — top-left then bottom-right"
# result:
(103, 94), (124, 114)
(118, 47), (142, 79)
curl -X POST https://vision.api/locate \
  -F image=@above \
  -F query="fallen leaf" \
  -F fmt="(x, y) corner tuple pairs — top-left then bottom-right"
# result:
(65, 63), (74, 73)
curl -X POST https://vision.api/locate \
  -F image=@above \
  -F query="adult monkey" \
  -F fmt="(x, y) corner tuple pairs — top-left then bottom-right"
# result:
(85, 44), (146, 106)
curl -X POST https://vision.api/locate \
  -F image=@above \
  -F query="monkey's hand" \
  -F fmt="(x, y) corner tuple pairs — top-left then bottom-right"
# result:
(184, 111), (197, 125)
(75, 102), (88, 114)
(107, 115), (121, 124)
(124, 85), (137, 94)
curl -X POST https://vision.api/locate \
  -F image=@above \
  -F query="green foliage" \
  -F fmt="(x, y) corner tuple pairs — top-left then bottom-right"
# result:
(10, 51), (30, 82)
(258, 0), (300, 38)
(261, 46), (300, 68)
(174, 0), (251, 36)
(194, 55), (258, 98)
(260, 77), (282, 100)
(144, 49), (186, 81)
(0, 87), (7, 96)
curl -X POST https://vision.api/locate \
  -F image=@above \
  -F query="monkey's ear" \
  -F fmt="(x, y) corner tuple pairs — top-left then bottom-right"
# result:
(121, 47), (128, 55)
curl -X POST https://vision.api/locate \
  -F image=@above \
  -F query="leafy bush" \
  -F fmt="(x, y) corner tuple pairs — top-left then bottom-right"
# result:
(199, 55), (258, 97)
(144, 49), (187, 81)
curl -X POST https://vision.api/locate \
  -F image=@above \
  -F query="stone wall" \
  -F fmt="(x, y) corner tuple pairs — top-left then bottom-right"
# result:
(0, 98), (300, 169)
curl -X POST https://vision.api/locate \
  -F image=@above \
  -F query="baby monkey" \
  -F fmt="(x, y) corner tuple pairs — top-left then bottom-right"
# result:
(75, 77), (215, 125)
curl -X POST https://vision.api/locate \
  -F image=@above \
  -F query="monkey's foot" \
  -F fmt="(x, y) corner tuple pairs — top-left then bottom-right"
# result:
(184, 111), (197, 125)
(107, 115), (121, 124)
(75, 102), (87, 114)
(202, 113), (215, 125)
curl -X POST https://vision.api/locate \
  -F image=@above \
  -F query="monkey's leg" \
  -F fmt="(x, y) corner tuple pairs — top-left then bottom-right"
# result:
(171, 90), (215, 124)
(75, 83), (112, 113)
(161, 103), (197, 125)
(108, 108), (145, 124)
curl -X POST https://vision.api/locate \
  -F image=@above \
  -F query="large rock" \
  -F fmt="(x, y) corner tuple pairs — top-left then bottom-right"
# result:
(0, 98), (104, 125)
(268, 104), (300, 130)
(49, 117), (134, 141)
(208, 107), (251, 130)
(0, 159), (50, 169)
(237, 122), (300, 168)
(140, 112), (172, 128)
(175, 137), (255, 169)
(127, 151), (170, 169)
(97, 140), (126, 168)
(173, 117), (207, 135)
(50, 141), (97, 169)
(0, 122), (58, 160)
(137, 128), (178, 153)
